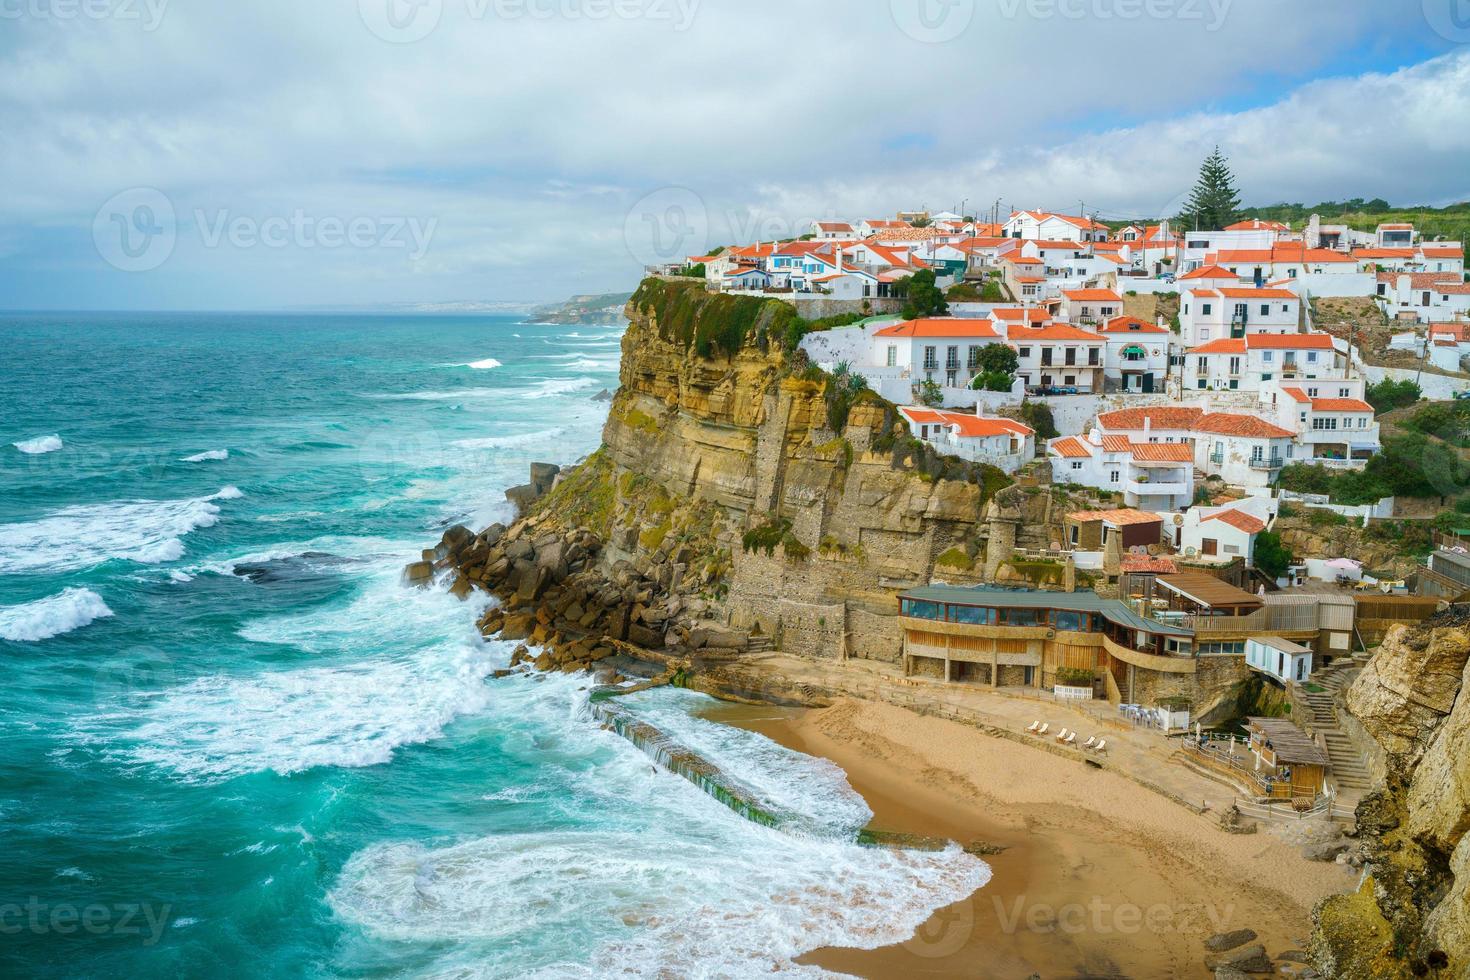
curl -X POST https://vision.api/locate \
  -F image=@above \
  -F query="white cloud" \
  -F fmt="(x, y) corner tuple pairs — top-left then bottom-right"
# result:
(0, 1), (1462, 307)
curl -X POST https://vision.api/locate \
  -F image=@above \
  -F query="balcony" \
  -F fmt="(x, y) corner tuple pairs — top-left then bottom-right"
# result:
(1249, 457), (1284, 471)
(1126, 479), (1189, 498)
(1209, 452), (1224, 465)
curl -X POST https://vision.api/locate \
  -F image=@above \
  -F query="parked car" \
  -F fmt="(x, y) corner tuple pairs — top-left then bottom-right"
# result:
(1160, 273), (1175, 283)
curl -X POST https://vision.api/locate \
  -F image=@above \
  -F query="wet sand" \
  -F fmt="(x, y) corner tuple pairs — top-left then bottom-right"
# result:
(706, 697), (1352, 979)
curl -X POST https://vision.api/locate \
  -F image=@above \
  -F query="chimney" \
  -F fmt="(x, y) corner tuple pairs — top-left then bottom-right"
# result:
(1144, 416), (1152, 434)
(836, 246), (843, 274)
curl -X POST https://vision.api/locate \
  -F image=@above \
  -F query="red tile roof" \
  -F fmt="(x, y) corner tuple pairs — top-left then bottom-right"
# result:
(1063, 288), (1123, 302)
(1129, 442), (1194, 461)
(1280, 386), (1310, 403)
(1191, 338), (1248, 354)
(1246, 333), (1335, 350)
(1099, 315), (1168, 334)
(900, 407), (1032, 438)
(1100, 434), (1131, 452)
(1178, 264), (1239, 280)
(1194, 413), (1295, 438)
(1205, 509), (1267, 534)
(1217, 287), (1298, 299)
(1097, 406), (1204, 430)
(1121, 554), (1179, 574)
(1050, 436), (1093, 458)
(1310, 398), (1373, 412)
(1009, 323), (1105, 342)
(1068, 508), (1162, 526)
(873, 317), (1001, 338)
(990, 307), (1049, 322)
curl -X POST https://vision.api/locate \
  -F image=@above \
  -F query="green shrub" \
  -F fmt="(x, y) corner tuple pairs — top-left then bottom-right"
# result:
(935, 547), (974, 570)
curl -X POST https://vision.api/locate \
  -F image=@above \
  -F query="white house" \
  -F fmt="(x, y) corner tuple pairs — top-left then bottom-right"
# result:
(1180, 503), (1267, 564)
(1179, 286), (1301, 347)
(1193, 412), (1297, 487)
(870, 317), (1004, 388)
(1427, 322), (1470, 372)
(1003, 210), (1109, 243)
(1266, 383), (1379, 467)
(900, 407), (1035, 472)
(1006, 321), (1106, 392)
(1186, 332), (1341, 392)
(1245, 636), (1313, 685)
(1058, 288), (1123, 325)
(1097, 315), (1170, 393)
(811, 220), (855, 240)
(1049, 432), (1194, 511)
(1376, 271), (1470, 322)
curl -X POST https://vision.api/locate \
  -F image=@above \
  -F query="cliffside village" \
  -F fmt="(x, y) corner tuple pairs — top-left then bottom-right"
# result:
(631, 209), (1470, 810)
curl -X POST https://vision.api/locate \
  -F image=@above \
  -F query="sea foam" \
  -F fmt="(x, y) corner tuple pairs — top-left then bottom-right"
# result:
(14, 434), (63, 454)
(0, 488), (243, 574)
(181, 449), (229, 462)
(0, 588), (114, 642)
(459, 358), (502, 370)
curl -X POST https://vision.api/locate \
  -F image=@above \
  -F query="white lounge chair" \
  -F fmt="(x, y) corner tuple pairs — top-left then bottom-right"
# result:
(1082, 735), (1097, 748)
(1035, 723), (1049, 736)
(1054, 728), (1070, 743)
(1025, 720), (1041, 733)
(1061, 731), (1077, 746)
(1092, 739), (1107, 754)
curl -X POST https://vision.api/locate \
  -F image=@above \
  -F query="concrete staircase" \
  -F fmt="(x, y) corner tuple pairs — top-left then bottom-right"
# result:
(1301, 658), (1374, 800)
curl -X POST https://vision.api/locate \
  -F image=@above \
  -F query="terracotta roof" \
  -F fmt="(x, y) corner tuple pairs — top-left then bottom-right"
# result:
(1352, 247), (1415, 259)
(1008, 323), (1104, 342)
(873, 317), (1001, 339)
(1247, 333), (1335, 350)
(1280, 386), (1310, 402)
(1191, 338), (1248, 354)
(1063, 288), (1122, 302)
(1310, 398), (1373, 412)
(1179, 264), (1239, 280)
(1100, 434), (1131, 452)
(901, 407), (1032, 438)
(1129, 442), (1194, 461)
(1096, 406), (1203, 430)
(1205, 509), (1267, 534)
(990, 307), (1049, 323)
(1068, 508), (1162, 526)
(1050, 436), (1093, 458)
(1210, 246), (1354, 264)
(1224, 218), (1290, 232)
(1100, 315), (1168, 334)
(1217, 287), (1298, 299)
(815, 222), (853, 231)
(1194, 412), (1295, 438)
(1121, 554), (1179, 575)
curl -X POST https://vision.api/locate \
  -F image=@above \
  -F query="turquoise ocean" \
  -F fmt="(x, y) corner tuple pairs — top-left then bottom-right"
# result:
(0, 312), (985, 977)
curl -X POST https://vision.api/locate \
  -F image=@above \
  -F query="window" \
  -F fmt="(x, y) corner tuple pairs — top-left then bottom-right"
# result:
(1358, 416), (1367, 427)
(967, 346), (982, 369)
(1070, 461), (1083, 470)
(1307, 352), (1318, 363)
(946, 346), (959, 370)
(1251, 444), (1264, 462)
(886, 345), (897, 367)
(1109, 469), (1120, 483)
(923, 346), (937, 370)
(1312, 417), (1338, 430)
(1018, 346), (1032, 358)
(900, 598), (942, 620)
(1338, 386), (1349, 397)
(1262, 351), (1274, 363)
(1260, 304), (1269, 316)
(1202, 303), (1213, 315)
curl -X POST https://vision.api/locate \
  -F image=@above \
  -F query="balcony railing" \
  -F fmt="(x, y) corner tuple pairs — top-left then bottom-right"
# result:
(1127, 479), (1189, 497)
(1209, 452), (1224, 465)
(1249, 457), (1284, 470)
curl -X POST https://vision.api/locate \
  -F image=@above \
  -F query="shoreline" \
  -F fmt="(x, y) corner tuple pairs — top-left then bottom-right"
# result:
(706, 696), (1352, 979)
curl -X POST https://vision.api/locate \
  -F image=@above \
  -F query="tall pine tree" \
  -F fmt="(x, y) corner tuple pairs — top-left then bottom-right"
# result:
(1176, 146), (1243, 231)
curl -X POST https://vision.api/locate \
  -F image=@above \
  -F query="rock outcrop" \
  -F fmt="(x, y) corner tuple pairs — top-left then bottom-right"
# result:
(1310, 607), (1470, 977)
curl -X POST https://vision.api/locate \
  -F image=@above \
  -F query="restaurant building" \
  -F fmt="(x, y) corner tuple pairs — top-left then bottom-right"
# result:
(896, 585), (1196, 701)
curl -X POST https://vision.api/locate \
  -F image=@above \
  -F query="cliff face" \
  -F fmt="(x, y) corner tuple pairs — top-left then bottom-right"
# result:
(543, 278), (1010, 660)
(1312, 609), (1470, 977)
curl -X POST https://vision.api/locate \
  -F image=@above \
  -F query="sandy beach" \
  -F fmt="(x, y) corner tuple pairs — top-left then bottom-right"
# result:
(708, 697), (1355, 979)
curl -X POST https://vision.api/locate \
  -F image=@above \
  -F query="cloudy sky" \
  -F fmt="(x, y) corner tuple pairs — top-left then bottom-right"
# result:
(2, 0), (1468, 310)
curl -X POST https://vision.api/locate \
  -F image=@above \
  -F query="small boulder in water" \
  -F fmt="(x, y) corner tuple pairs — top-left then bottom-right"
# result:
(591, 388), (613, 402)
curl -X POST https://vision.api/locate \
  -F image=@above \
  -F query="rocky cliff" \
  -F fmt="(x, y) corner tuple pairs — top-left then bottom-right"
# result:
(1311, 607), (1470, 977)
(540, 277), (1016, 661)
